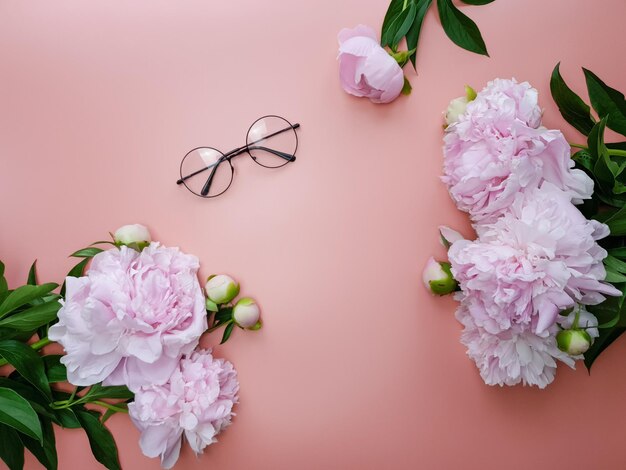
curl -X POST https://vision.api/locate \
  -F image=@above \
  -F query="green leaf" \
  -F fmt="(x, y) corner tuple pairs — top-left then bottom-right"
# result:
(584, 68), (626, 137)
(608, 247), (626, 259)
(401, 76), (412, 95)
(43, 355), (67, 383)
(70, 247), (103, 258)
(0, 423), (25, 470)
(84, 384), (133, 402)
(604, 255), (626, 274)
(589, 118), (618, 195)
(0, 262), (8, 297)
(0, 387), (43, 443)
(603, 268), (626, 283)
(437, 0), (488, 56)
(0, 340), (52, 400)
(0, 283), (58, 319)
(550, 63), (595, 135)
(406, 0), (433, 68)
(0, 300), (60, 331)
(215, 307), (233, 322)
(220, 322), (235, 344)
(53, 408), (81, 429)
(572, 149), (595, 172)
(75, 409), (121, 470)
(60, 258), (89, 297)
(382, 0), (415, 48)
(394, 2), (418, 46)
(0, 378), (53, 420)
(19, 418), (57, 470)
(27, 261), (38, 286)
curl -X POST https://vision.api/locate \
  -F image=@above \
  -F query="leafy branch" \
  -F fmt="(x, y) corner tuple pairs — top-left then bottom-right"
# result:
(550, 63), (626, 370)
(381, 0), (493, 70)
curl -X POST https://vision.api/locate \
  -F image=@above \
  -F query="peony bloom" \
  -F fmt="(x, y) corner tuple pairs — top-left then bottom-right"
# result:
(457, 304), (599, 388)
(129, 349), (239, 469)
(337, 25), (405, 104)
(442, 78), (593, 222)
(49, 243), (208, 391)
(456, 304), (575, 388)
(448, 183), (620, 337)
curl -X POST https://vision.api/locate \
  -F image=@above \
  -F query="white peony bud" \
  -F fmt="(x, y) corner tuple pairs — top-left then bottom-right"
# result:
(113, 224), (151, 250)
(205, 274), (240, 305)
(445, 96), (468, 126)
(233, 297), (261, 329)
(444, 85), (477, 126)
(422, 257), (458, 296)
(439, 226), (464, 248)
(556, 329), (592, 355)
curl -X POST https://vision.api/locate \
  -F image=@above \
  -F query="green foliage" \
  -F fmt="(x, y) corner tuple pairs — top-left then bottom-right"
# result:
(0, 259), (131, 470)
(551, 64), (626, 370)
(381, 0), (491, 70)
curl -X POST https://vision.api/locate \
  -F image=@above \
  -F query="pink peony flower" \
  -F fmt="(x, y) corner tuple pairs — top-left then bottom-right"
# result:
(456, 304), (598, 388)
(456, 305), (573, 388)
(49, 243), (208, 391)
(128, 349), (239, 469)
(442, 78), (593, 222)
(337, 25), (404, 104)
(448, 183), (620, 337)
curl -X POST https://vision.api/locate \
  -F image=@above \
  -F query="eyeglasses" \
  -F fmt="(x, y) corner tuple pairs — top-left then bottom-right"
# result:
(176, 115), (299, 198)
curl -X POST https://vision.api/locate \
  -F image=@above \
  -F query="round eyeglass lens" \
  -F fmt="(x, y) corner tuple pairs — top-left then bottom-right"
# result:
(180, 147), (233, 197)
(246, 115), (298, 168)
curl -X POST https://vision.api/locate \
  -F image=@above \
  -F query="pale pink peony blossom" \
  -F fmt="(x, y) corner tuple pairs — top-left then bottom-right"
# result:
(442, 78), (593, 222)
(48, 243), (208, 391)
(456, 305), (574, 388)
(129, 349), (239, 469)
(337, 25), (405, 104)
(448, 183), (619, 337)
(456, 305), (599, 388)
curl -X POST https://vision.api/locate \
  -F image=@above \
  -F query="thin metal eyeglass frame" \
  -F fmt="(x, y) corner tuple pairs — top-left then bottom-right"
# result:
(176, 119), (300, 197)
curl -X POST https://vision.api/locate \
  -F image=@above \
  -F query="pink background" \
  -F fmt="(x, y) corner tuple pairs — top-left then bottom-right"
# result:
(1, 0), (626, 468)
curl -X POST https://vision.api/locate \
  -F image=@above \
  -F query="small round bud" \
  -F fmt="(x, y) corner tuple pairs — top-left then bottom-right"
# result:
(113, 224), (151, 251)
(205, 275), (240, 305)
(233, 297), (261, 329)
(422, 257), (458, 296)
(556, 329), (592, 355)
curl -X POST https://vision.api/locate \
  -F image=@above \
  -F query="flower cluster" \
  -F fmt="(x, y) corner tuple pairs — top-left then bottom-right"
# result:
(425, 80), (620, 388)
(50, 224), (262, 468)
(442, 78), (593, 223)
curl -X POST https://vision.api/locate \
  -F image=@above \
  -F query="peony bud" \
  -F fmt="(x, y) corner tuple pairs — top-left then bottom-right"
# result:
(556, 329), (592, 355)
(439, 226), (464, 248)
(205, 275), (240, 305)
(113, 224), (151, 250)
(444, 85), (477, 126)
(233, 297), (261, 329)
(423, 257), (457, 296)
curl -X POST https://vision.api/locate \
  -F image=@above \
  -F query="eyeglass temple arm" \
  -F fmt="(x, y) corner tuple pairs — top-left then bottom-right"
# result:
(177, 122), (300, 185)
(247, 146), (296, 162)
(200, 155), (227, 196)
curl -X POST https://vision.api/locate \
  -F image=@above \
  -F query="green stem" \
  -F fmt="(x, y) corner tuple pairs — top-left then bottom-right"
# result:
(0, 337), (52, 367)
(207, 320), (231, 333)
(570, 143), (587, 150)
(608, 149), (626, 158)
(92, 401), (128, 414)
